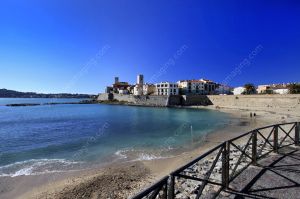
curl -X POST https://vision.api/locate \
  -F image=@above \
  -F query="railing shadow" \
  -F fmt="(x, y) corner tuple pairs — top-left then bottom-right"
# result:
(131, 122), (300, 199)
(227, 149), (300, 199)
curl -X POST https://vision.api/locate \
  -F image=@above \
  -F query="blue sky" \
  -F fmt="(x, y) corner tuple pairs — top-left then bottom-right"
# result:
(0, 0), (299, 94)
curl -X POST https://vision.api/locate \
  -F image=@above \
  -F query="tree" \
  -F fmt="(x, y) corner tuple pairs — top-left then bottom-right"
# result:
(287, 83), (300, 94)
(243, 83), (256, 95)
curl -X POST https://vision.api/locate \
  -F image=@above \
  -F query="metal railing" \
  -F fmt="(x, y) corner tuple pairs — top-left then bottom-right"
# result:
(131, 122), (300, 199)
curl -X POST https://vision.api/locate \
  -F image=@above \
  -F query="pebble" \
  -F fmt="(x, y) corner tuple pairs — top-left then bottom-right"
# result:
(174, 149), (254, 198)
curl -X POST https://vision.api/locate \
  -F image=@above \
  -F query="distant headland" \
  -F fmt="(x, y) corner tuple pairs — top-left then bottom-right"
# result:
(0, 89), (96, 99)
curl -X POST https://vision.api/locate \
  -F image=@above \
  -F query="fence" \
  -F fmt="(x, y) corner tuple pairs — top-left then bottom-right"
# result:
(132, 122), (300, 199)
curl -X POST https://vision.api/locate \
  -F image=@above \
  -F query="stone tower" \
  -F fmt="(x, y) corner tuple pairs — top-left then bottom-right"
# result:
(137, 74), (144, 86)
(115, 77), (119, 84)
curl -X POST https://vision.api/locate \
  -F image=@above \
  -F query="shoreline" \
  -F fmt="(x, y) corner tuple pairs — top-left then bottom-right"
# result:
(1, 105), (299, 199)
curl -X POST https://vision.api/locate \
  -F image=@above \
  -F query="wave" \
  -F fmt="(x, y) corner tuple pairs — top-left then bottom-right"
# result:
(114, 148), (168, 161)
(0, 159), (83, 177)
(136, 153), (164, 161)
(114, 149), (130, 159)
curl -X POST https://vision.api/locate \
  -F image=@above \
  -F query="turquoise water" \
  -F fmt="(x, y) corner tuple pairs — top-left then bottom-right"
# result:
(0, 99), (231, 177)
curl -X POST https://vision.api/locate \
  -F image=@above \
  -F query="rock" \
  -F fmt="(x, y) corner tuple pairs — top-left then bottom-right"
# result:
(175, 193), (190, 199)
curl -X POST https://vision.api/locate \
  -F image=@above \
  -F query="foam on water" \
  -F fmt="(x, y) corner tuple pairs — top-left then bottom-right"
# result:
(136, 153), (163, 161)
(114, 149), (130, 159)
(114, 148), (169, 162)
(0, 159), (82, 177)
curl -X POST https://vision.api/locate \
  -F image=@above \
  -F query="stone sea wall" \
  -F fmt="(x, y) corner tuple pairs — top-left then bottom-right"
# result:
(97, 93), (182, 106)
(97, 93), (300, 108)
(181, 95), (213, 106)
(97, 93), (113, 101)
(207, 94), (300, 109)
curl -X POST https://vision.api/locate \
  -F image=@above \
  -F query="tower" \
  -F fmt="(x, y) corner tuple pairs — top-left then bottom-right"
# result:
(115, 77), (119, 84)
(137, 74), (144, 86)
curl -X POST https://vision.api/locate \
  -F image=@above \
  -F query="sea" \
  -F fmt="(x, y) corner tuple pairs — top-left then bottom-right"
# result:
(0, 98), (231, 177)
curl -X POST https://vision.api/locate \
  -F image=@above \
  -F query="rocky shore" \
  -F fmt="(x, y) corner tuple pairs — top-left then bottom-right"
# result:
(173, 140), (276, 199)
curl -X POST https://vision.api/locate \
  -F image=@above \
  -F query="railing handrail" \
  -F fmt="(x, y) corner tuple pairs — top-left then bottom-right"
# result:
(131, 121), (300, 199)
(131, 176), (168, 199)
(171, 142), (225, 175)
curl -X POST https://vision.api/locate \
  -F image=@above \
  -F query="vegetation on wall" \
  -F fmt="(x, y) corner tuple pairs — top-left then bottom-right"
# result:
(288, 84), (300, 94)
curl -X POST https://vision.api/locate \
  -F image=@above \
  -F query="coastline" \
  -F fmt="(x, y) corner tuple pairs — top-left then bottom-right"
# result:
(1, 104), (299, 199)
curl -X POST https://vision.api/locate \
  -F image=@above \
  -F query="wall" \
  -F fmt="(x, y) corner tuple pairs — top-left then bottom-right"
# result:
(207, 94), (300, 109)
(97, 93), (181, 106)
(112, 94), (136, 103)
(181, 95), (213, 106)
(98, 93), (300, 109)
(168, 95), (182, 106)
(97, 93), (113, 101)
(133, 95), (169, 106)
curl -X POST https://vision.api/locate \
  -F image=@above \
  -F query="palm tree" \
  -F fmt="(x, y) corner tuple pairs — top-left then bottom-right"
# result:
(243, 83), (256, 95)
(287, 83), (300, 94)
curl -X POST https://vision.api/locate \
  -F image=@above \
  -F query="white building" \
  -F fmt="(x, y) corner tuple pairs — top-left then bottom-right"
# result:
(272, 84), (289, 94)
(273, 88), (289, 95)
(216, 84), (232, 95)
(200, 79), (217, 94)
(256, 84), (289, 95)
(177, 80), (205, 95)
(155, 82), (179, 95)
(133, 86), (142, 95)
(257, 85), (272, 94)
(143, 84), (156, 95)
(233, 87), (245, 95)
(177, 79), (217, 95)
(119, 89), (129, 94)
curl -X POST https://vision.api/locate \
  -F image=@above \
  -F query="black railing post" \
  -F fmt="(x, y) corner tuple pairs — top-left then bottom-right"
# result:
(222, 141), (230, 189)
(252, 130), (257, 165)
(163, 183), (168, 199)
(274, 125), (278, 153)
(167, 174), (174, 199)
(295, 122), (300, 146)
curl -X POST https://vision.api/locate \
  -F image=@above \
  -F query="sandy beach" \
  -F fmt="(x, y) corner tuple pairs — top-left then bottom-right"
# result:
(1, 104), (299, 199)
